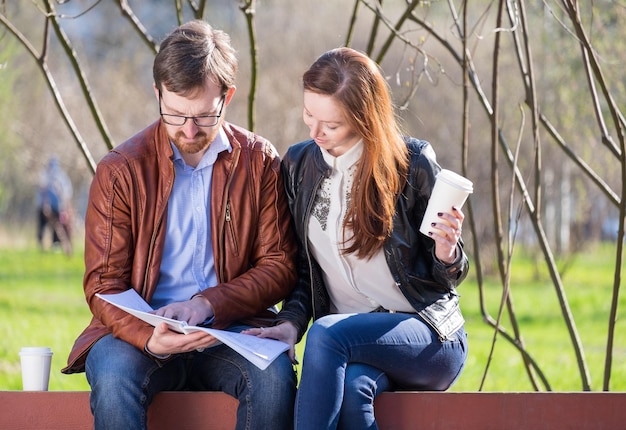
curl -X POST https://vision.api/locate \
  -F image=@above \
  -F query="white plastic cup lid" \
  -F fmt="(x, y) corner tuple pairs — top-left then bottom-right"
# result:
(19, 347), (53, 356)
(437, 169), (473, 193)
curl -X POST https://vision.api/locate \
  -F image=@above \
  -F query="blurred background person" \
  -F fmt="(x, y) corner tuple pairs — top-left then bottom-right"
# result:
(36, 156), (73, 255)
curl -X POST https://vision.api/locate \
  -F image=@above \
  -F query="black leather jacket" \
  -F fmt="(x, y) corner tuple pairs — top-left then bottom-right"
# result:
(275, 137), (469, 342)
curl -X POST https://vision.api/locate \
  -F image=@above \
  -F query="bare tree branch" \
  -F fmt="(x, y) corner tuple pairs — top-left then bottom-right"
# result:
(45, 0), (114, 152)
(0, 6), (97, 174)
(240, 0), (258, 132)
(559, 0), (625, 391)
(344, 0), (360, 47)
(116, 0), (158, 54)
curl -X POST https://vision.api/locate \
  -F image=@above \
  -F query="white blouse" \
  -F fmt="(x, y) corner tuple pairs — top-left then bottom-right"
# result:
(308, 141), (414, 314)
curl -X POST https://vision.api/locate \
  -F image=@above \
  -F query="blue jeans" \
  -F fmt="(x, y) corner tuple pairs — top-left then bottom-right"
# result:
(294, 312), (467, 430)
(86, 329), (296, 430)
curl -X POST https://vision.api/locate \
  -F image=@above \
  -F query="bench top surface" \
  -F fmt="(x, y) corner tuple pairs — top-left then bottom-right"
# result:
(1, 391), (625, 430)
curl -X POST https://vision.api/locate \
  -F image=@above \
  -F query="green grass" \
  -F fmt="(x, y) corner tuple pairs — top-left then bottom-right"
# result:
(0, 247), (91, 391)
(452, 244), (626, 391)
(1, 243), (624, 392)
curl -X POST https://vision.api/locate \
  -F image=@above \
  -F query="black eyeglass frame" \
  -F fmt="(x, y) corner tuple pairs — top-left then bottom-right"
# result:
(158, 91), (225, 128)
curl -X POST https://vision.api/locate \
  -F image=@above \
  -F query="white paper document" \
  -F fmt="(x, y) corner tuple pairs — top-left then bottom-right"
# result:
(96, 289), (289, 370)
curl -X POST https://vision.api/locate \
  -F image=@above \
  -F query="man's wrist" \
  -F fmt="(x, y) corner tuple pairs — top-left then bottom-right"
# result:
(144, 342), (171, 360)
(192, 293), (207, 302)
(192, 293), (215, 318)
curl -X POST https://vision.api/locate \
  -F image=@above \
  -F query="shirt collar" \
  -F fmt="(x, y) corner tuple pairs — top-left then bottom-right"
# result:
(321, 139), (363, 172)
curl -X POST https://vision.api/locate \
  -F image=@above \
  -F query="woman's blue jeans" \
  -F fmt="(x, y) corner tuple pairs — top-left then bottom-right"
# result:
(294, 312), (468, 430)
(86, 330), (296, 430)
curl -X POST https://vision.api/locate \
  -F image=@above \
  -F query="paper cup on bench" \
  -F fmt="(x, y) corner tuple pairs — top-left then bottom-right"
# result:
(419, 169), (473, 236)
(19, 347), (53, 391)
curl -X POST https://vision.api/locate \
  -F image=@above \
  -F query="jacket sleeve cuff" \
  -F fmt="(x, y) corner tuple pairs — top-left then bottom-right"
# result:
(144, 343), (171, 360)
(432, 245), (465, 280)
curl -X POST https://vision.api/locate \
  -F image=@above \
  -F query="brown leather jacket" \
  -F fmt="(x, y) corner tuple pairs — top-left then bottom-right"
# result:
(62, 120), (297, 374)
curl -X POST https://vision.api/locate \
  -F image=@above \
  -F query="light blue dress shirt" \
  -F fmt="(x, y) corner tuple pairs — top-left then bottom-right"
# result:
(150, 130), (231, 309)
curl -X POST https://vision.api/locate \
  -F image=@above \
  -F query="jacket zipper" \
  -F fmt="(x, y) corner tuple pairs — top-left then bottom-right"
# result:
(216, 147), (241, 283)
(305, 173), (326, 321)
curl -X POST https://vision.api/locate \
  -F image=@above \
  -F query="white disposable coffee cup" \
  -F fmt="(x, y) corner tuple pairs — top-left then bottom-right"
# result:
(19, 347), (53, 391)
(419, 169), (473, 236)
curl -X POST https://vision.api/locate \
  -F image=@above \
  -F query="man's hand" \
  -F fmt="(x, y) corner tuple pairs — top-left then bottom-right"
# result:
(146, 296), (217, 356)
(146, 323), (219, 356)
(153, 295), (214, 326)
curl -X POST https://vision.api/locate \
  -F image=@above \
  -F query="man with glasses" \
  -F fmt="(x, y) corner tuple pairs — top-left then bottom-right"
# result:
(62, 20), (297, 430)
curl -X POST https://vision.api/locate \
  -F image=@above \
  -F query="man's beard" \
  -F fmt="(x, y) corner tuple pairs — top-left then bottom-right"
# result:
(172, 130), (210, 155)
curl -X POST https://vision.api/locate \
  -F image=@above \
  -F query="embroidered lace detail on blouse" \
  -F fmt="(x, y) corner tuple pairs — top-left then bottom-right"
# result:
(311, 162), (356, 231)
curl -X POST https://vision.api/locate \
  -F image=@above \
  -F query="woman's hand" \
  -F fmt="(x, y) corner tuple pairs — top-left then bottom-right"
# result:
(428, 206), (465, 264)
(242, 321), (299, 364)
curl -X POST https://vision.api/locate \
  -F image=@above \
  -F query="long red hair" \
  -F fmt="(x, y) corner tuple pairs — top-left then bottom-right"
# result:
(303, 48), (408, 259)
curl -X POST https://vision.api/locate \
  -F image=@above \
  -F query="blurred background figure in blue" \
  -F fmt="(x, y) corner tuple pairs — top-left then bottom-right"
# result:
(37, 156), (73, 255)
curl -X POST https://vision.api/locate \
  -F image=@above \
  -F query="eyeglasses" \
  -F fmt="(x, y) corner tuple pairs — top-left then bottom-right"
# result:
(158, 91), (225, 127)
